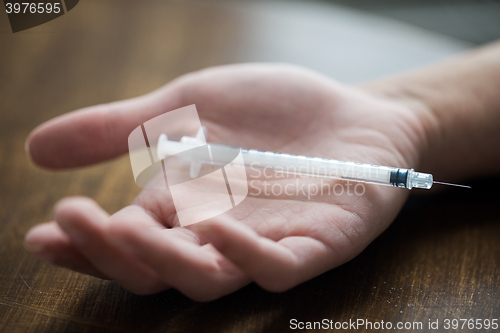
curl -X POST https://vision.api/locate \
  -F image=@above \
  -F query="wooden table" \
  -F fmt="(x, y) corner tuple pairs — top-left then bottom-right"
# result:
(1, 1), (498, 332)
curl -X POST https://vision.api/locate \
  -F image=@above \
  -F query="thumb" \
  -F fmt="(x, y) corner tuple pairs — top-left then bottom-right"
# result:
(26, 84), (184, 169)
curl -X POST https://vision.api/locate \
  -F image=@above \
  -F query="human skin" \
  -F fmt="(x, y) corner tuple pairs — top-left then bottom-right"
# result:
(24, 42), (500, 301)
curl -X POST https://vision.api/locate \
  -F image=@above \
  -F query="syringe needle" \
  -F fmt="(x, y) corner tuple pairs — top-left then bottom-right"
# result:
(433, 181), (471, 189)
(156, 129), (468, 190)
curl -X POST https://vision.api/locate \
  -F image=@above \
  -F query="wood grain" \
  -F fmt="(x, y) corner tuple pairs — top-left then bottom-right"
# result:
(0, 1), (498, 332)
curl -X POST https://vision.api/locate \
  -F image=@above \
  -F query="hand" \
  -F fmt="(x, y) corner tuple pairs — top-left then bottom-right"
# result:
(24, 64), (429, 301)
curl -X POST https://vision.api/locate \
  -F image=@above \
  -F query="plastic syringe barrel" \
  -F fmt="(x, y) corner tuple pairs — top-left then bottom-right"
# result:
(240, 148), (397, 186)
(157, 137), (433, 189)
(239, 149), (433, 189)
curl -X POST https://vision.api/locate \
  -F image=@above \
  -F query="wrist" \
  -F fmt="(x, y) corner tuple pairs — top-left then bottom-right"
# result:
(362, 43), (500, 181)
(361, 82), (441, 174)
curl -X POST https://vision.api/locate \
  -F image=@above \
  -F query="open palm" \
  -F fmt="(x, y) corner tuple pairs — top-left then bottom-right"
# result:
(25, 64), (427, 301)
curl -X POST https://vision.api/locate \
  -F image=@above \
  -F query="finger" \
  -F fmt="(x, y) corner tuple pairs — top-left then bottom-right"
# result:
(54, 196), (169, 295)
(26, 85), (183, 169)
(24, 222), (109, 279)
(131, 188), (178, 228)
(107, 219), (250, 302)
(190, 219), (337, 293)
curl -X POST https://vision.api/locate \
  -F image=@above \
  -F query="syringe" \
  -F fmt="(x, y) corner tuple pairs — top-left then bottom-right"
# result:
(156, 129), (470, 190)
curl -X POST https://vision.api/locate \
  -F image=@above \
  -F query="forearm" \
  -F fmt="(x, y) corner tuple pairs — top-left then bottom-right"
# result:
(365, 41), (500, 181)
